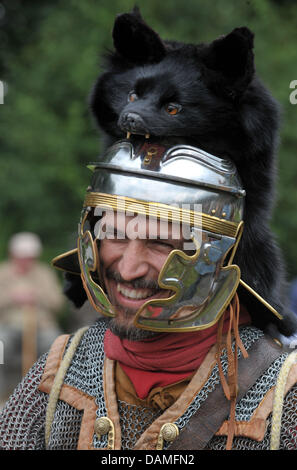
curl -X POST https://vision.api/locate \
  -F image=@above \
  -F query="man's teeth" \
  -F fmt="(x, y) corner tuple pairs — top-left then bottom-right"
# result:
(117, 283), (153, 300)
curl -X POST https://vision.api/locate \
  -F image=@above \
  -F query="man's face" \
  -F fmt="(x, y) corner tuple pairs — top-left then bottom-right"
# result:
(99, 212), (183, 340)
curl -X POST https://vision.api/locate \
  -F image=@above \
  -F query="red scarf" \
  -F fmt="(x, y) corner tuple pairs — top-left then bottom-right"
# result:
(104, 307), (250, 399)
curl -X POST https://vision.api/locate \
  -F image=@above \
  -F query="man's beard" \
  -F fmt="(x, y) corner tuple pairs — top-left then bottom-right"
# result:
(105, 268), (161, 341)
(108, 316), (159, 341)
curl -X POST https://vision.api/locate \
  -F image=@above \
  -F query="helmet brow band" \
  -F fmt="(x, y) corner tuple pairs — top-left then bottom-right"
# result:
(84, 192), (240, 238)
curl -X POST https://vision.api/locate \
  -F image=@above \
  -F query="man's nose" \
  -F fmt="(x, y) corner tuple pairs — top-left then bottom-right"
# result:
(117, 240), (149, 281)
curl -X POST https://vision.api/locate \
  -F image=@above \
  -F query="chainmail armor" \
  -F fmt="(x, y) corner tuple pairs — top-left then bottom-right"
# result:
(0, 320), (296, 450)
(206, 385), (297, 450)
(47, 402), (83, 450)
(0, 353), (48, 450)
(234, 353), (289, 422)
(118, 400), (162, 449)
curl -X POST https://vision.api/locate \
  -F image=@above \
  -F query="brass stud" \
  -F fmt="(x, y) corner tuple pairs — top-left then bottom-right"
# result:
(222, 212), (227, 218)
(156, 423), (179, 449)
(94, 416), (115, 450)
(94, 417), (112, 438)
(144, 147), (158, 165)
(211, 209), (216, 215)
(161, 423), (179, 442)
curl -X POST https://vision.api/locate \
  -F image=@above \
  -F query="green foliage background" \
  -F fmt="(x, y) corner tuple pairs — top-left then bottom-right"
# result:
(0, 0), (297, 281)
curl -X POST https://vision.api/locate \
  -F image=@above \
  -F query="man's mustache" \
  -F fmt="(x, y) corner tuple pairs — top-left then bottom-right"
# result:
(105, 268), (160, 291)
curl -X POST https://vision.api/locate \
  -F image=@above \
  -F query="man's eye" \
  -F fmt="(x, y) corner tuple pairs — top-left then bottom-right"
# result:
(165, 103), (182, 115)
(128, 91), (138, 102)
(148, 240), (175, 251)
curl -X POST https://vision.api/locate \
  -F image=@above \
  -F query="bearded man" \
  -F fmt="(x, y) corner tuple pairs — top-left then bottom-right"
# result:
(0, 139), (296, 451)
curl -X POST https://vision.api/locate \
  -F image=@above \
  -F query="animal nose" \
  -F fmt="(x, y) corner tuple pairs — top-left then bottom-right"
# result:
(120, 112), (146, 133)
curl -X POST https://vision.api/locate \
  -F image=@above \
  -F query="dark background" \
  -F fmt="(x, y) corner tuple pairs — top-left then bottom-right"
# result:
(0, 0), (296, 288)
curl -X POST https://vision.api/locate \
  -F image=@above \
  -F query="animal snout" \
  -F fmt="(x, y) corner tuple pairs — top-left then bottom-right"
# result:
(119, 112), (146, 134)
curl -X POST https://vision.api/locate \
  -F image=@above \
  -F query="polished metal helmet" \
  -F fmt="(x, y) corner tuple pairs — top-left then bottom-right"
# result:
(53, 138), (281, 332)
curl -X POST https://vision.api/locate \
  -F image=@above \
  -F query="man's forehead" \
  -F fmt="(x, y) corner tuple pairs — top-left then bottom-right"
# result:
(100, 210), (186, 240)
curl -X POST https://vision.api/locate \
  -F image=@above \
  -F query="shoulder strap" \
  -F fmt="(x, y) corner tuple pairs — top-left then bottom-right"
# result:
(169, 334), (283, 450)
(270, 349), (297, 450)
(44, 326), (89, 449)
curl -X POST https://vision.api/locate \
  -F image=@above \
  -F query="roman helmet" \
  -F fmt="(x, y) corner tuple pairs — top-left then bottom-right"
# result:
(53, 138), (282, 332)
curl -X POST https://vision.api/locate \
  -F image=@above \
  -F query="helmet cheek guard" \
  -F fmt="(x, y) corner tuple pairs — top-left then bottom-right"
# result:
(52, 138), (282, 332)
(134, 227), (242, 332)
(78, 229), (113, 317)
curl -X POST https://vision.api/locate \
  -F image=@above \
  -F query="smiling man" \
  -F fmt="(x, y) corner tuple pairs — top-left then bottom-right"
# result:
(99, 211), (184, 340)
(0, 138), (297, 451)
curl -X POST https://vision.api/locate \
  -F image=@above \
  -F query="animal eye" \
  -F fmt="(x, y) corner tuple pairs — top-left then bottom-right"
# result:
(165, 103), (182, 115)
(128, 91), (138, 103)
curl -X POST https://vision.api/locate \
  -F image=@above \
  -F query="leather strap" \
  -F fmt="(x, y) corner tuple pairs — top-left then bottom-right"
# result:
(169, 335), (283, 450)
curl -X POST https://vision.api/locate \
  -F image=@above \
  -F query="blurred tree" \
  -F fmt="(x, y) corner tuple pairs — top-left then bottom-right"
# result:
(0, 0), (296, 282)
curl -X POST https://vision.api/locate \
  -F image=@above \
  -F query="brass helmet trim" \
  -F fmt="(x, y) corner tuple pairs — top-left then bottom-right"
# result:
(83, 192), (240, 238)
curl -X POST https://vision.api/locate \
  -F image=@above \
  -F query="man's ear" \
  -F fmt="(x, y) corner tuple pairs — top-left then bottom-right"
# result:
(201, 27), (255, 99)
(112, 7), (166, 64)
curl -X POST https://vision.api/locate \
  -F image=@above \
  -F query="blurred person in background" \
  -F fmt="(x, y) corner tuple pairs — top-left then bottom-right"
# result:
(0, 232), (64, 404)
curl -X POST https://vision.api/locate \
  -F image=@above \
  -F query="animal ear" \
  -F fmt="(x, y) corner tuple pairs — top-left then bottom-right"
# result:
(202, 27), (255, 99)
(112, 7), (166, 64)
